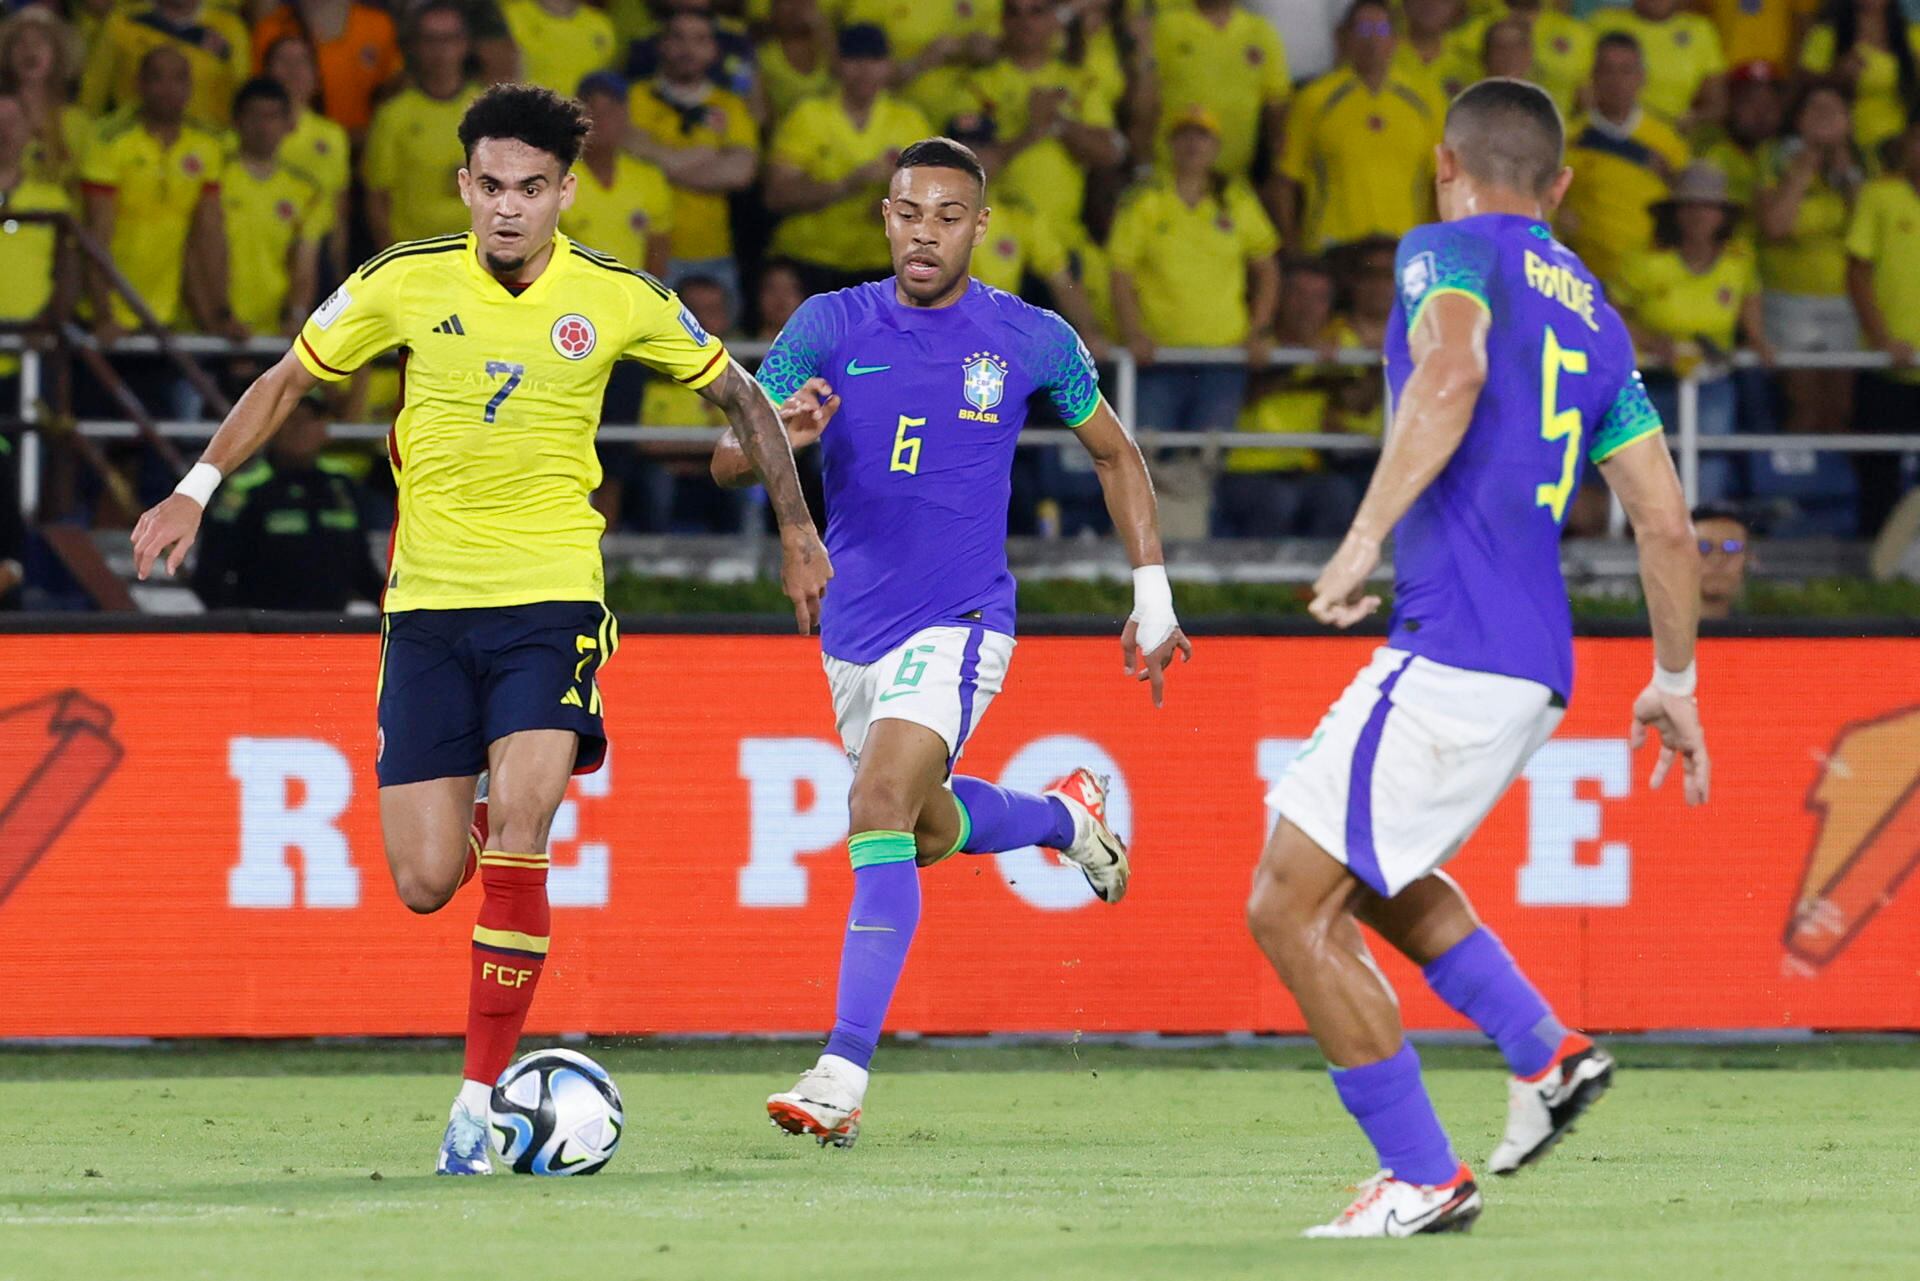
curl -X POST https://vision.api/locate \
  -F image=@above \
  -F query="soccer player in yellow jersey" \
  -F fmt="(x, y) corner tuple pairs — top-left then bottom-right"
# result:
(222, 79), (322, 337)
(130, 84), (830, 1176)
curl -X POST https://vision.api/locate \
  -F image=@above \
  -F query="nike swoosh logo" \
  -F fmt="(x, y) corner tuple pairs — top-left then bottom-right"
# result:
(876, 689), (918, 702)
(849, 922), (895, 933)
(845, 359), (890, 376)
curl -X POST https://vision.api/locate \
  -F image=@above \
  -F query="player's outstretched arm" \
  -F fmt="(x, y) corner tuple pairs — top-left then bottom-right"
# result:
(130, 348), (320, 581)
(1599, 433), (1710, 806)
(1309, 291), (1489, 627)
(711, 376), (839, 489)
(699, 359), (833, 633)
(1075, 399), (1192, 707)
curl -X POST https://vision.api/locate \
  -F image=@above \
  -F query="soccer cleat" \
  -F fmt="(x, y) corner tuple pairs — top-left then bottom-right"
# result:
(1045, 768), (1130, 903)
(435, 1100), (493, 1175)
(1302, 1166), (1483, 1239)
(1488, 1042), (1615, 1175)
(766, 1064), (864, 1149)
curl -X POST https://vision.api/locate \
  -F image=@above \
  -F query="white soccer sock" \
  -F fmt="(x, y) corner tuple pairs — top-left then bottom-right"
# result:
(818, 1053), (870, 1096)
(457, 1078), (492, 1116)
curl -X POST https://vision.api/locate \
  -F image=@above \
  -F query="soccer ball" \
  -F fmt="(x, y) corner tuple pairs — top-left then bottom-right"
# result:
(488, 1048), (624, 1175)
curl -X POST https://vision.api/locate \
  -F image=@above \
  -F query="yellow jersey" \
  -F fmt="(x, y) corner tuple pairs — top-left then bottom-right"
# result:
(293, 233), (731, 612)
(835, 0), (1003, 124)
(561, 153), (675, 270)
(0, 175), (68, 376)
(1703, 0), (1819, 70)
(1107, 176), (1280, 348)
(79, 6), (252, 128)
(222, 157), (324, 332)
(1280, 67), (1442, 251)
(1755, 141), (1856, 297)
(1560, 111), (1690, 288)
(1590, 9), (1726, 124)
(968, 56), (1116, 250)
(628, 80), (757, 261)
(362, 83), (482, 247)
(758, 37), (834, 120)
(502, 0), (618, 97)
(281, 111), (350, 236)
(1450, 10), (1596, 119)
(1228, 370), (1328, 475)
(768, 92), (932, 272)
(79, 115), (225, 327)
(970, 200), (1069, 294)
(24, 105), (95, 186)
(1390, 40), (1467, 113)
(1617, 243), (1757, 352)
(1846, 175), (1920, 383)
(1800, 25), (1920, 153)
(1152, 6), (1290, 177)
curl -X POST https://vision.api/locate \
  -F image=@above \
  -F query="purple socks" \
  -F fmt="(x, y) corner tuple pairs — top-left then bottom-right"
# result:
(1422, 927), (1569, 1078)
(950, 776), (1075, 853)
(1328, 1042), (1460, 1186)
(822, 834), (921, 1069)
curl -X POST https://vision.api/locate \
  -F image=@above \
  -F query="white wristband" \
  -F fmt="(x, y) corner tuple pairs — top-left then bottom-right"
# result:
(1130, 564), (1178, 653)
(173, 461), (223, 508)
(1653, 660), (1697, 697)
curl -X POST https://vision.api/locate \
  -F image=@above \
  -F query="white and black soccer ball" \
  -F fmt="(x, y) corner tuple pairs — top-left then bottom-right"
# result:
(488, 1048), (624, 1176)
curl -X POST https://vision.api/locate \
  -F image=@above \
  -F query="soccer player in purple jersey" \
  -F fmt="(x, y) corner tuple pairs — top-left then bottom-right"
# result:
(1244, 80), (1712, 1237)
(711, 138), (1191, 1148)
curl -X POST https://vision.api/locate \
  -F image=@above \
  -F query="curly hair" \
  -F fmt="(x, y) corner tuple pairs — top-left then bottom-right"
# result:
(457, 83), (592, 169)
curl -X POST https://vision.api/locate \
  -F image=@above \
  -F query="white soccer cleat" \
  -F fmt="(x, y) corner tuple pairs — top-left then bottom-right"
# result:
(1302, 1166), (1483, 1238)
(1489, 1042), (1616, 1175)
(1045, 767), (1130, 903)
(767, 1061), (865, 1148)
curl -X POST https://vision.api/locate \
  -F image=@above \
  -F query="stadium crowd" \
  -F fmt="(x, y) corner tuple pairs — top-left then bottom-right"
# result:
(1, 0), (1918, 561)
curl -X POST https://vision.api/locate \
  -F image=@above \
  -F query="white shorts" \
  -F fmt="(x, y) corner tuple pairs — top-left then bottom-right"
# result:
(1268, 647), (1564, 897)
(823, 625), (1015, 770)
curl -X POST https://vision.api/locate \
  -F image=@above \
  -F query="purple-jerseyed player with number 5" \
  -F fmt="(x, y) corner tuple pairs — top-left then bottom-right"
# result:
(711, 138), (1192, 1149)
(1245, 80), (1713, 1238)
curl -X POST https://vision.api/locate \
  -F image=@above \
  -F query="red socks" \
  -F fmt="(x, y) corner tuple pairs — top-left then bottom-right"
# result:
(463, 848), (550, 1086)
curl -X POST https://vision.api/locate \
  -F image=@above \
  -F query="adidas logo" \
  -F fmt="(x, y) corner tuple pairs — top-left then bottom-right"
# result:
(432, 314), (466, 335)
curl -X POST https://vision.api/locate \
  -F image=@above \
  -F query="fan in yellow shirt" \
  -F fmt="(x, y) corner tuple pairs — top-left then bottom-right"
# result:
(1559, 34), (1690, 290)
(0, 91), (69, 378)
(222, 78), (323, 336)
(755, 0), (834, 119)
(362, 7), (481, 247)
(563, 74), (674, 276)
(1591, 0), (1727, 129)
(765, 25), (930, 283)
(1448, 1), (1596, 119)
(1847, 121), (1920, 530)
(79, 0), (251, 127)
(502, 0), (617, 96)
(1395, 0), (1479, 108)
(1150, 0), (1289, 178)
(260, 33), (350, 248)
(1703, 0), (1819, 71)
(1277, 2), (1442, 251)
(1799, 17), (1920, 154)
(836, 0), (1001, 126)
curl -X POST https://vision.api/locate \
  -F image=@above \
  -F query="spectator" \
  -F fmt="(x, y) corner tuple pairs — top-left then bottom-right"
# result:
(1559, 33), (1690, 290)
(625, 9), (757, 301)
(1490, 0), (1598, 119)
(1215, 257), (1357, 539)
(1111, 105), (1280, 436)
(1591, 0), (1728, 131)
(837, 0), (998, 125)
(1756, 80), (1863, 437)
(1618, 163), (1770, 504)
(0, 7), (88, 185)
(764, 25), (928, 294)
(191, 395), (384, 611)
(563, 72), (673, 277)
(1703, 60), (1787, 210)
(222, 78), (321, 339)
(1276, 1), (1441, 252)
(637, 274), (745, 531)
(968, 0), (1125, 254)
(1150, 0), (1290, 181)
(620, 0), (757, 99)
(1799, 0), (1920, 154)
(1482, 16), (1538, 84)
(1703, 0), (1820, 72)
(80, 45), (229, 340)
(1844, 117), (1920, 533)
(502, 0), (616, 96)
(754, 0), (832, 122)
(261, 34), (350, 274)
(1691, 502), (1752, 619)
(249, 1), (402, 140)
(1394, 0), (1474, 106)
(0, 89), (69, 385)
(80, 0), (250, 128)
(754, 258), (808, 338)
(420, 0), (522, 86)
(1318, 236), (1393, 471)
(362, 3), (481, 249)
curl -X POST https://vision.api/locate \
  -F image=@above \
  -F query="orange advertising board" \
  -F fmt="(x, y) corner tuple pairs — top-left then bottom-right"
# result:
(1, 632), (1916, 1038)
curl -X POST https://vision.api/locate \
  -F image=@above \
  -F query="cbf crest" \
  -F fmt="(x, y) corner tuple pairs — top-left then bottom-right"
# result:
(961, 351), (1007, 423)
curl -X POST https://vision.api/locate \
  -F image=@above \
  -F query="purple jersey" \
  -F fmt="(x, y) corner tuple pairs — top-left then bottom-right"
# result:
(1385, 214), (1663, 700)
(758, 280), (1102, 663)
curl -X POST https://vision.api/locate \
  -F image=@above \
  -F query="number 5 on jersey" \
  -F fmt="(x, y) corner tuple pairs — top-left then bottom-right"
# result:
(1536, 329), (1587, 522)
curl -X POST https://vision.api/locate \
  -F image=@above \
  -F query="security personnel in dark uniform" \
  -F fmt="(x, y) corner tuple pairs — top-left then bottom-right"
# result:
(192, 395), (384, 610)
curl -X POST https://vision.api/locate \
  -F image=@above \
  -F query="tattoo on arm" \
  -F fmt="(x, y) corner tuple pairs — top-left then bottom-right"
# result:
(698, 361), (811, 527)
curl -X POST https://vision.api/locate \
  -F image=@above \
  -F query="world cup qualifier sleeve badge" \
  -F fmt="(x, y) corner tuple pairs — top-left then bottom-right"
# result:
(960, 352), (1007, 423)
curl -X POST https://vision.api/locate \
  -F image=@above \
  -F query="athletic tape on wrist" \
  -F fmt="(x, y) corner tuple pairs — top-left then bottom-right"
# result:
(173, 462), (223, 508)
(1653, 660), (1698, 697)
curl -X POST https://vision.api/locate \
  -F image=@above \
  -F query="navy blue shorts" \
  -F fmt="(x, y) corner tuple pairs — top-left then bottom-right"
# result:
(376, 602), (619, 787)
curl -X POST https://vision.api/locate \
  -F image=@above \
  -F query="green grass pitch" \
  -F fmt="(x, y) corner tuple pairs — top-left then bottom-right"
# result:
(2, 1040), (1915, 1281)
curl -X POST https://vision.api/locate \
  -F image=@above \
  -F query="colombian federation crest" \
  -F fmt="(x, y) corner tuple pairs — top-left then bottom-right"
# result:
(552, 313), (597, 359)
(962, 352), (1007, 415)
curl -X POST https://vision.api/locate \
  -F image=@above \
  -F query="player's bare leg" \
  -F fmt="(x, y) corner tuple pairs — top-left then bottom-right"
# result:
(912, 772), (1129, 903)
(380, 775), (482, 914)
(1246, 820), (1481, 1237)
(1357, 873), (1614, 1175)
(769, 718), (948, 1148)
